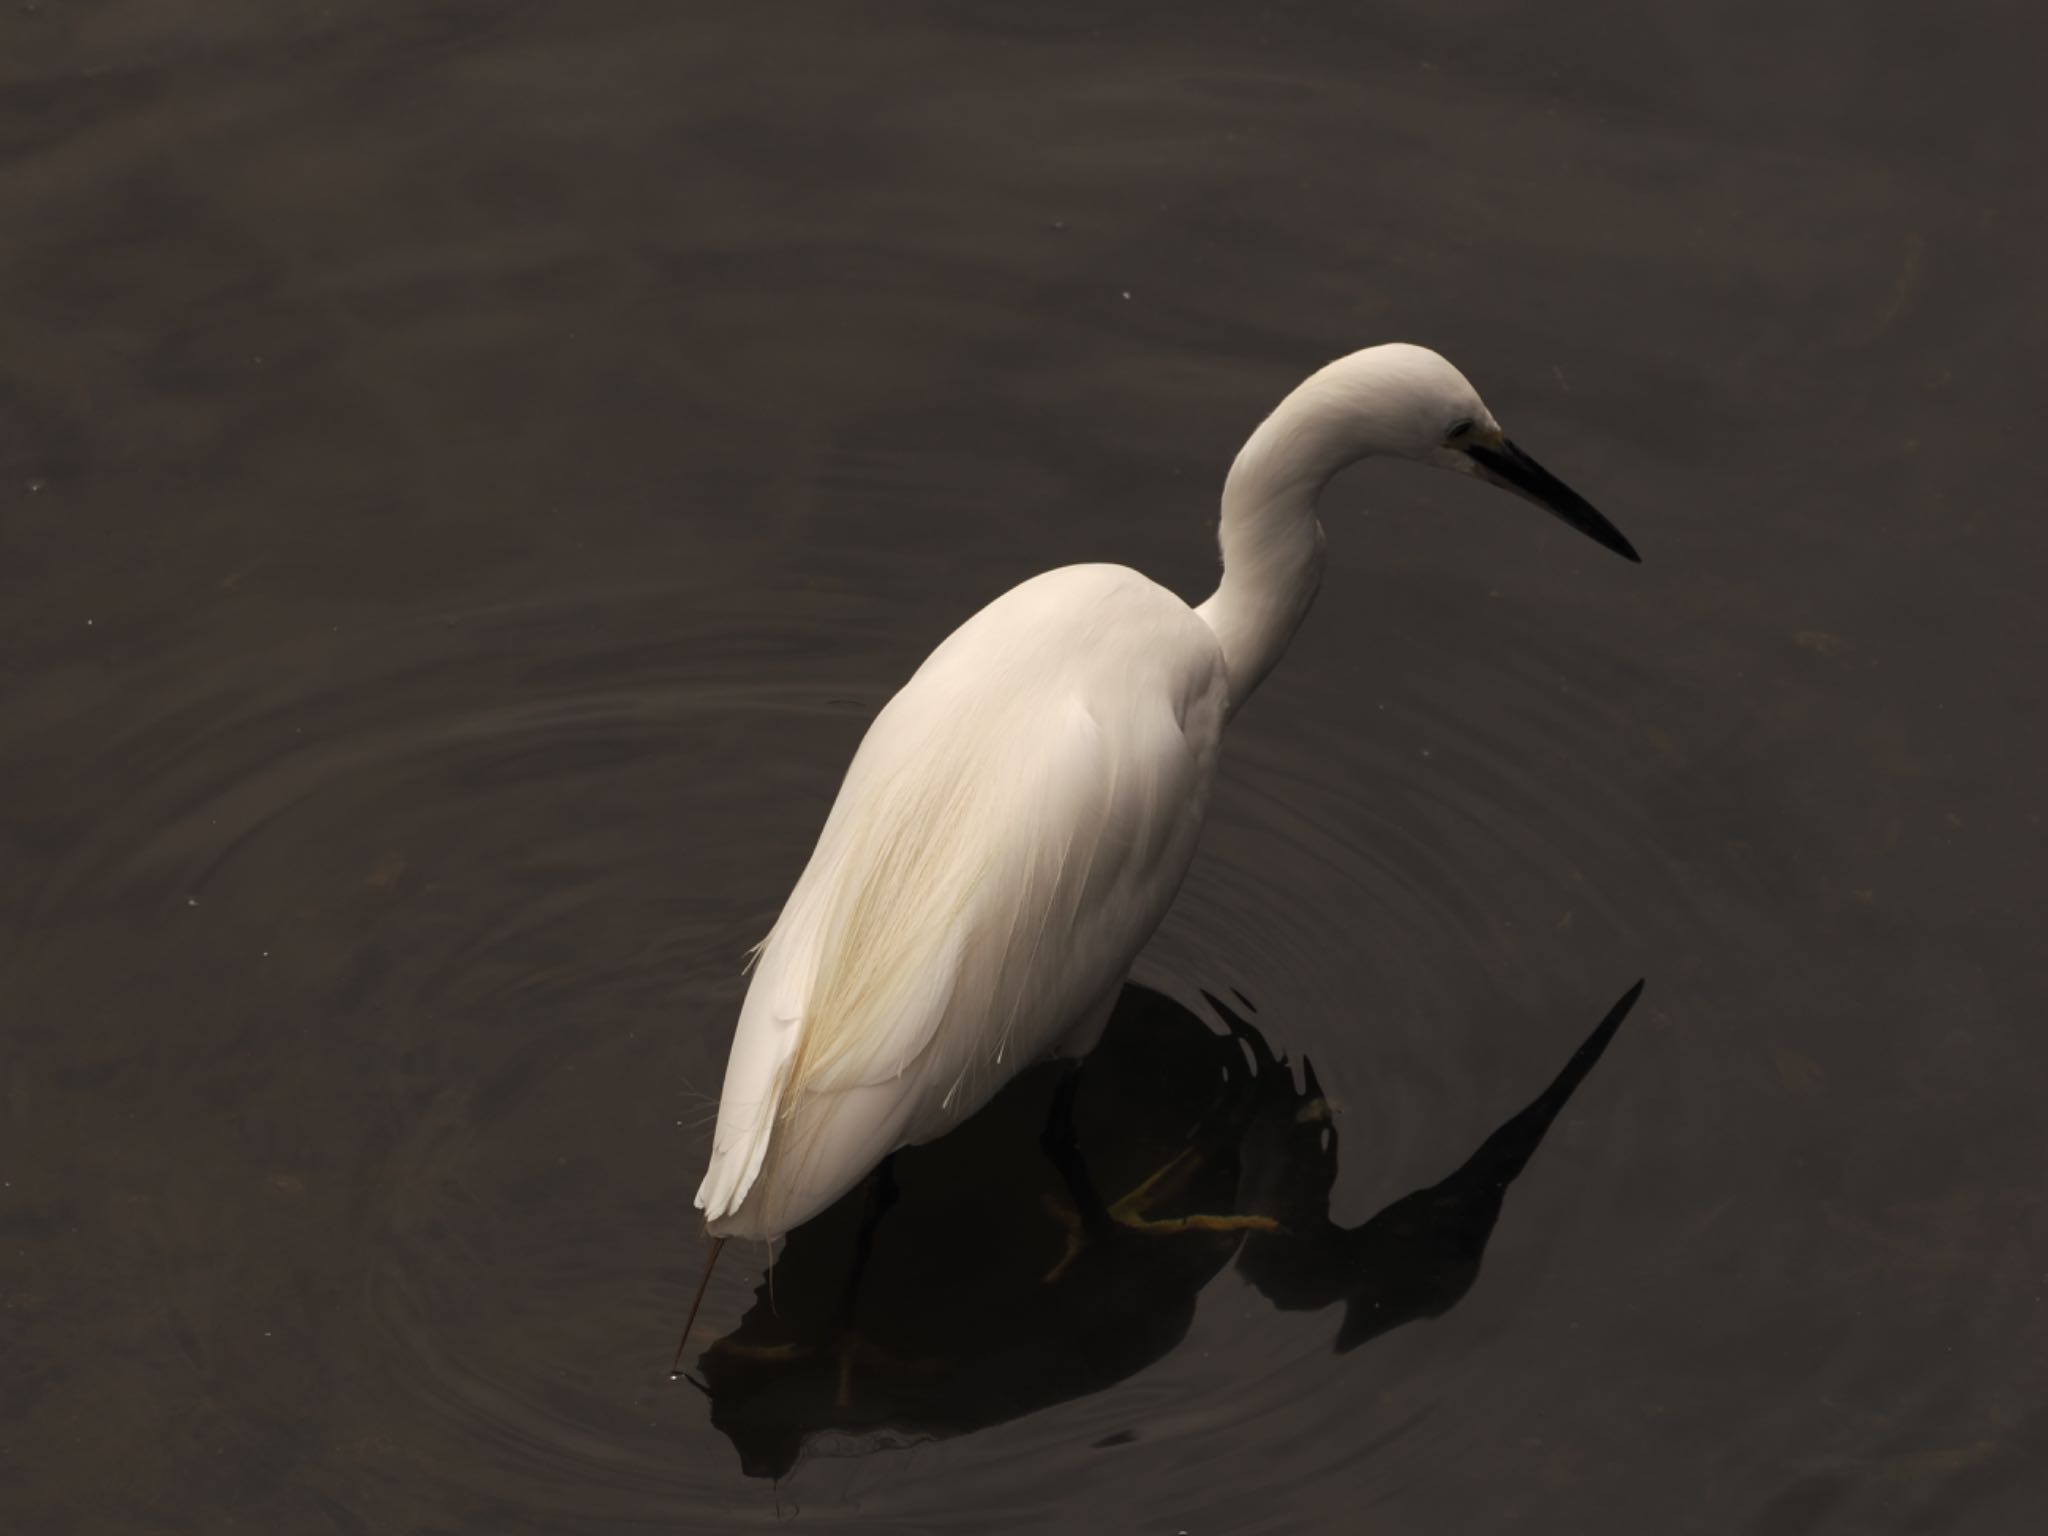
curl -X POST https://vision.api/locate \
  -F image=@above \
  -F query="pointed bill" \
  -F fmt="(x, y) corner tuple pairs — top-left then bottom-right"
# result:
(1467, 438), (1640, 563)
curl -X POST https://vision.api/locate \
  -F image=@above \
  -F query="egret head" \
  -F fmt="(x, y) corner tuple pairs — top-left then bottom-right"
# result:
(1317, 343), (1640, 563)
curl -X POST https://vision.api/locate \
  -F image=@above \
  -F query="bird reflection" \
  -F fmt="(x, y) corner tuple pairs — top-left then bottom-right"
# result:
(696, 981), (1641, 1478)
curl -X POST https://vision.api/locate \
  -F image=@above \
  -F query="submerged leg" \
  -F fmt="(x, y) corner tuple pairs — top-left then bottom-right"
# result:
(825, 1153), (901, 1407)
(1040, 1061), (1110, 1230)
(838, 1152), (900, 1320)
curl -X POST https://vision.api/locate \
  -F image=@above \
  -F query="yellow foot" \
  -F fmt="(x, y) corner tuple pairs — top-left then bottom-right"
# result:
(1039, 1147), (1279, 1283)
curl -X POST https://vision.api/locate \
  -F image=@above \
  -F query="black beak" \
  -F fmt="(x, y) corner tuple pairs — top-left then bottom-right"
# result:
(1467, 438), (1640, 563)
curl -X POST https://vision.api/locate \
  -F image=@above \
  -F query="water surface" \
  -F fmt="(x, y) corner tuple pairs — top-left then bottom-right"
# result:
(4, 3), (2044, 1531)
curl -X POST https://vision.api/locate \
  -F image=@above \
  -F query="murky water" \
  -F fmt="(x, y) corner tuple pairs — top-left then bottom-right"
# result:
(5, 3), (2044, 1531)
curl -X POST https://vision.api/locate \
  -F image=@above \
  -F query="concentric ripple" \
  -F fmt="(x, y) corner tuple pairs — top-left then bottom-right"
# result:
(10, 528), (1729, 1534)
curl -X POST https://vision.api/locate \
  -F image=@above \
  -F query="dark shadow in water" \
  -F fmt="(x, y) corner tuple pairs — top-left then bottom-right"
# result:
(696, 981), (1641, 1478)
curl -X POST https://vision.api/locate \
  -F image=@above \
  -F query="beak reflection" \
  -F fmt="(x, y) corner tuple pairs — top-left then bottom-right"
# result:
(694, 980), (1644, 1477)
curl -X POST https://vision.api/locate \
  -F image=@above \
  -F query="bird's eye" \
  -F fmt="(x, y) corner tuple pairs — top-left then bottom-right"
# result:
(1445, 418), (1477, 444)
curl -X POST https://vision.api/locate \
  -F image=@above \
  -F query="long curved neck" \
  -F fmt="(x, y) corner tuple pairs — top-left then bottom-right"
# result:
(1195, 365), (1384, 711)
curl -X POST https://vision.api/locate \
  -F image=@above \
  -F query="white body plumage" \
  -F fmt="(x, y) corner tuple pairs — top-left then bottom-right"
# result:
(698, 565), (1228, 1238)
(693, 343), (1637, 1243)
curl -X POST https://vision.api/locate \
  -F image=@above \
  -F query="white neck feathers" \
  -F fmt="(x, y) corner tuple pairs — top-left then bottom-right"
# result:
(1195, 356), (1408, 710)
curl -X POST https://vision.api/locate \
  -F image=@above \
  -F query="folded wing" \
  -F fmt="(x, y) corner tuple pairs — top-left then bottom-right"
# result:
(694, 566), (1226, 1236)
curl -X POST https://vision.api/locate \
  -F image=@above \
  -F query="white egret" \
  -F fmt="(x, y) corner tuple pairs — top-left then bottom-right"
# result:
(678, 343), (1636, 1360)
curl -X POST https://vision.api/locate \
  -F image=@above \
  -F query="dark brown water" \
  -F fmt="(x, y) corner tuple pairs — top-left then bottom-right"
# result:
(5, 3), (2044, 1531)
